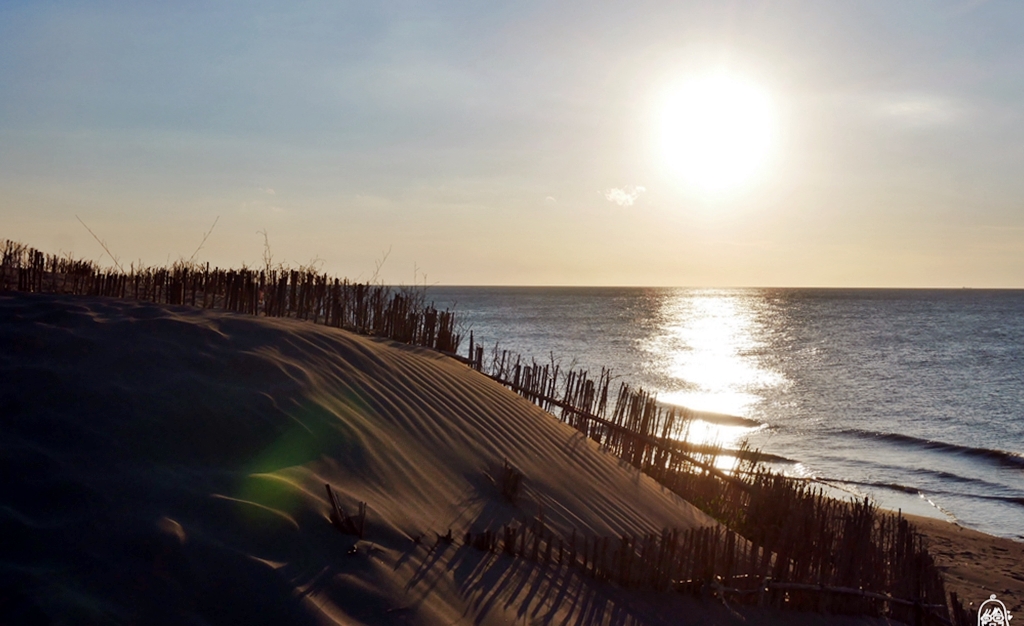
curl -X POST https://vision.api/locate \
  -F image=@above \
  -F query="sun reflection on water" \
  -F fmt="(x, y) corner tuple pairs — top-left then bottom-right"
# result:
(672, 420), (751, 450)
(643, 290), (786, 452)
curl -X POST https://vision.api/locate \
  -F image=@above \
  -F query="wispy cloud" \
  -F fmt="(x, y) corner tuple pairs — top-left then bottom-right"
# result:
(878, 95), (960, 127)
(259, 187), (276, 195)
(604, 185), (646, 207)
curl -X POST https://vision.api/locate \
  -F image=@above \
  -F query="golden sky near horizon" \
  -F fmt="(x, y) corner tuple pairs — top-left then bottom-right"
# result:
(2, 1), (1023, 287)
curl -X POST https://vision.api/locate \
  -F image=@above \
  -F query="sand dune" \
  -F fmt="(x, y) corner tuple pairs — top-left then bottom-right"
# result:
(1, 293), (919, 624)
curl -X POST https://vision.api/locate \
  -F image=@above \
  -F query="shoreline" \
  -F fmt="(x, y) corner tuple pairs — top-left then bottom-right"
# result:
(905, 513), (1023, 615)
(1, 288), (1020, 624)
(441, 285), (1024, 541)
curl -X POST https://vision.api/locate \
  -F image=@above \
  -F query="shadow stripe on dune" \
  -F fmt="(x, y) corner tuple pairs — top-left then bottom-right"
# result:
(209, 494), (301, 530)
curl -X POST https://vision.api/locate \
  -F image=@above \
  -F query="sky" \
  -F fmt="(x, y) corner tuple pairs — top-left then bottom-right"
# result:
(2, 0), (1023, 287)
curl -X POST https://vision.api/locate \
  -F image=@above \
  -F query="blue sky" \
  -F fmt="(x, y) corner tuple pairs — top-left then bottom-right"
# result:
(2, 1), (1023, 286)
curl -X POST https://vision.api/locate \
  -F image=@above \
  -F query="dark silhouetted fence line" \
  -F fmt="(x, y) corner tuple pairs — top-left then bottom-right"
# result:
(3, 239), (962, 623)
(461, 342), (955, 625)
(0, 240), (461, 353)
(456, 511), (951, 625)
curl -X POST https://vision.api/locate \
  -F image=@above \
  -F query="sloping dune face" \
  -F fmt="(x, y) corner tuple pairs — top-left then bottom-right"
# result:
(0, 293), (717, 625)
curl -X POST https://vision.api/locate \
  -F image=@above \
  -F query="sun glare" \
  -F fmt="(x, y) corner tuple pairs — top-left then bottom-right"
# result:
(660, 73), (776, 194)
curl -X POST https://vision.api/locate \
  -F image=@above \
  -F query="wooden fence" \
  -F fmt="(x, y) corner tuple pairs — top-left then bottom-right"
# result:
(0, 240), (461, 353)
(452, 510), (951, 624)
(3, 239), (970, 624)
(462, 343), (957, 625)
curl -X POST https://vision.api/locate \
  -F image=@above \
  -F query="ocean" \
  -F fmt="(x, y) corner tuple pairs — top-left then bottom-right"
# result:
(429, 287), (1024, 541)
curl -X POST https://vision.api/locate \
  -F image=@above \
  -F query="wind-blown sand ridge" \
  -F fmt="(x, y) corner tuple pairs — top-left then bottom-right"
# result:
(1, 292), (1014, 625)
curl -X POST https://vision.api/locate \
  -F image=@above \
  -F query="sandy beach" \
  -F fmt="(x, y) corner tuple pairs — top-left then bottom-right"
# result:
(1, 291), (1018, 625)
(908, 514), (1023, 616)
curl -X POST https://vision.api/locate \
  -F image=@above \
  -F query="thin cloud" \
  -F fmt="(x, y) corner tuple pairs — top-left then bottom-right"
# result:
(879, 95), (960, 127)
(604, 185), (646, 207)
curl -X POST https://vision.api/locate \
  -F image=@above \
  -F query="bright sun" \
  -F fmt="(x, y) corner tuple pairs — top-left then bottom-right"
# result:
(660, 73), (776, 195)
